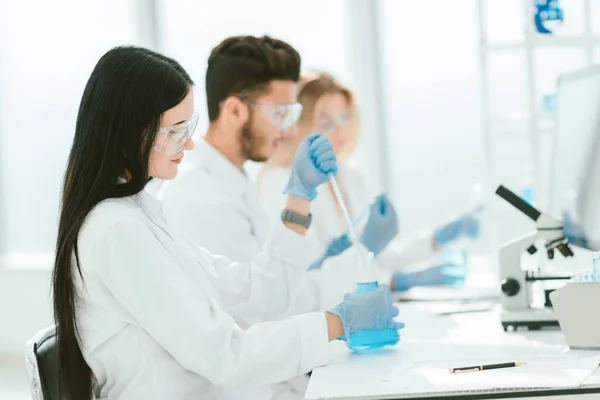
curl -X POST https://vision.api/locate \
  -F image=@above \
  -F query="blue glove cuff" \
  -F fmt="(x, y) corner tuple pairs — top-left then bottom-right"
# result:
(392, 271), (413, 292)
(308, 258), (325, 271)
(433, 229), (450, 248)
(327, 308), (350, 339)
(360, 236), (379, 256)
(283, 172), (318, 200)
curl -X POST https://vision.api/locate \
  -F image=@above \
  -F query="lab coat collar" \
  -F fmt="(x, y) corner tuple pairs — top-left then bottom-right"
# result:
(134, 187), (164, 218)
(131, 186), (177, 241)
(188, 138), (251, 196)
(114, 177), (165, 219)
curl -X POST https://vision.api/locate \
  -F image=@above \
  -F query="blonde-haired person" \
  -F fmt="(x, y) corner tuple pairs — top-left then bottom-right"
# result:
(259, 71), (480, 291)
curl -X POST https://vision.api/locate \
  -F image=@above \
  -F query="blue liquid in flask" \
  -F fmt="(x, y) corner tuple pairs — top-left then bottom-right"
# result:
(346, 281), (400, 351)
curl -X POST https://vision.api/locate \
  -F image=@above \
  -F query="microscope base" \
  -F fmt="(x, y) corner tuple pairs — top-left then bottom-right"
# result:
(501, 308), (559, 331)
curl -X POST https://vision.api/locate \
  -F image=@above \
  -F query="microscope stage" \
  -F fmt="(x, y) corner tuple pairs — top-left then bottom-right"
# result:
(501, 308), (559, 331)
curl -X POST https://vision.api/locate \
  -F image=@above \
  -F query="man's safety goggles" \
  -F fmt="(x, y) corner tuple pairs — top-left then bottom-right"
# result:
(241, 97), (303, 132)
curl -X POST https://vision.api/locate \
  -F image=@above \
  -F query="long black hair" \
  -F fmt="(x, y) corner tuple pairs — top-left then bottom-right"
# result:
(52, 46), (193, 399)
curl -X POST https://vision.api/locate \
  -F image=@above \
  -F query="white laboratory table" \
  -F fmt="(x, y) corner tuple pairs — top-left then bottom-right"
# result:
(305, 302), (600, 400)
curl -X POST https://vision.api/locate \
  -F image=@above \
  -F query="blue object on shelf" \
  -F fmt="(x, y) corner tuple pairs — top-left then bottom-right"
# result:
(534, 0), (563, 35)
(541, 93), (556, 113)
(593, 253), (600, 281)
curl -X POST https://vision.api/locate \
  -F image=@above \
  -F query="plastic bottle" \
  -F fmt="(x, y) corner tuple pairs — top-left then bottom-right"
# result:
(541, 93), (556, 115)
(519, 164), (535, 206)
(447, 182), (484, 253)
(593, 252), (600, 282)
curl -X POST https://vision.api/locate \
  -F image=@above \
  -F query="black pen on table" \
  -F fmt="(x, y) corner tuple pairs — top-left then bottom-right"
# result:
(449, 362), (526, 374)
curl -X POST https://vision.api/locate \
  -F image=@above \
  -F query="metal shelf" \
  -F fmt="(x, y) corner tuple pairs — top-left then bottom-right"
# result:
(486, 116), (554, 137)
(484, 35), (600, 52)
(477, 0), (597, 203)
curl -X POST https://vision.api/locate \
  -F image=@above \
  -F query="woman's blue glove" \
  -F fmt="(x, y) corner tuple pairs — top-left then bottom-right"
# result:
(308, 233), (352, 270)
(328, 286), (404, 340)
(284, 133), (338, 200)
(392, 262), (467, 292)
(563, 212), (589, 249)
(434, 214), (480, 248)
(360, 194), (399, 255)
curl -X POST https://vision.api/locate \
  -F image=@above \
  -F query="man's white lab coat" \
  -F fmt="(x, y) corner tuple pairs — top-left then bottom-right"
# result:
(154, 139), (283, 265)
(75, 187), (331, 400)
(258, 161), (438, 270)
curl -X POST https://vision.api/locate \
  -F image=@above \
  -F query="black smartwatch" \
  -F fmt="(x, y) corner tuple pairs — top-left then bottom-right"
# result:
(281, 209), (313, 229)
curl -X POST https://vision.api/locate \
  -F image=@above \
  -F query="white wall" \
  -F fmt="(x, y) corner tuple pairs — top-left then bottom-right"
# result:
(0, 268), (52, 355)
(378, 0), (489, 238)
(0, 57), (5, 257)
(0, 0), (138, 258)
(0, 0), (141, 356)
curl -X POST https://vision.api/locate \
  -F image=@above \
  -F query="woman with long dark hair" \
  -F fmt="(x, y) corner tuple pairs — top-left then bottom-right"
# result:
(52, 46), (401, 399)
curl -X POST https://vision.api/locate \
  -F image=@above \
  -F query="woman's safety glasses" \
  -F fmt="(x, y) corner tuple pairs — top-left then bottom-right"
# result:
(241, 97), (303, 132)
(317, 109), (352, 133)
(154, 111), (199, 155)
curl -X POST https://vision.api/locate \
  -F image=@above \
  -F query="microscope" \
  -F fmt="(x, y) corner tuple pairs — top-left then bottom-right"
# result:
(495, 185), (575, 331)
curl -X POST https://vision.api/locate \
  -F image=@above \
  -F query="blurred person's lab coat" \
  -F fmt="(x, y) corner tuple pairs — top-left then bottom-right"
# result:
(258, 160), (438, 272)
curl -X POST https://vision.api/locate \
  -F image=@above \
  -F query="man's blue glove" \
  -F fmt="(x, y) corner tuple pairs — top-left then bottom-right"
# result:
(392, 262), (467, 292)
(434, 214), (480, 248)
(563, 212), (589, 249)
(328, 286), (404, 341)
(308, 233), (352, 270)
(284, 133), (338, 200)
(360, 194), (399, 256)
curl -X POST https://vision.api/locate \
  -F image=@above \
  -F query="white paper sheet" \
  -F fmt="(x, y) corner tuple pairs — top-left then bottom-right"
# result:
(385, 353), (600, 393)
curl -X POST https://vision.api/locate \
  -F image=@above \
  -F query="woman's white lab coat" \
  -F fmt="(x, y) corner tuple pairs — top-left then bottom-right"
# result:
(75, 188), (330, 399)
(258, 161), (437, 273)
